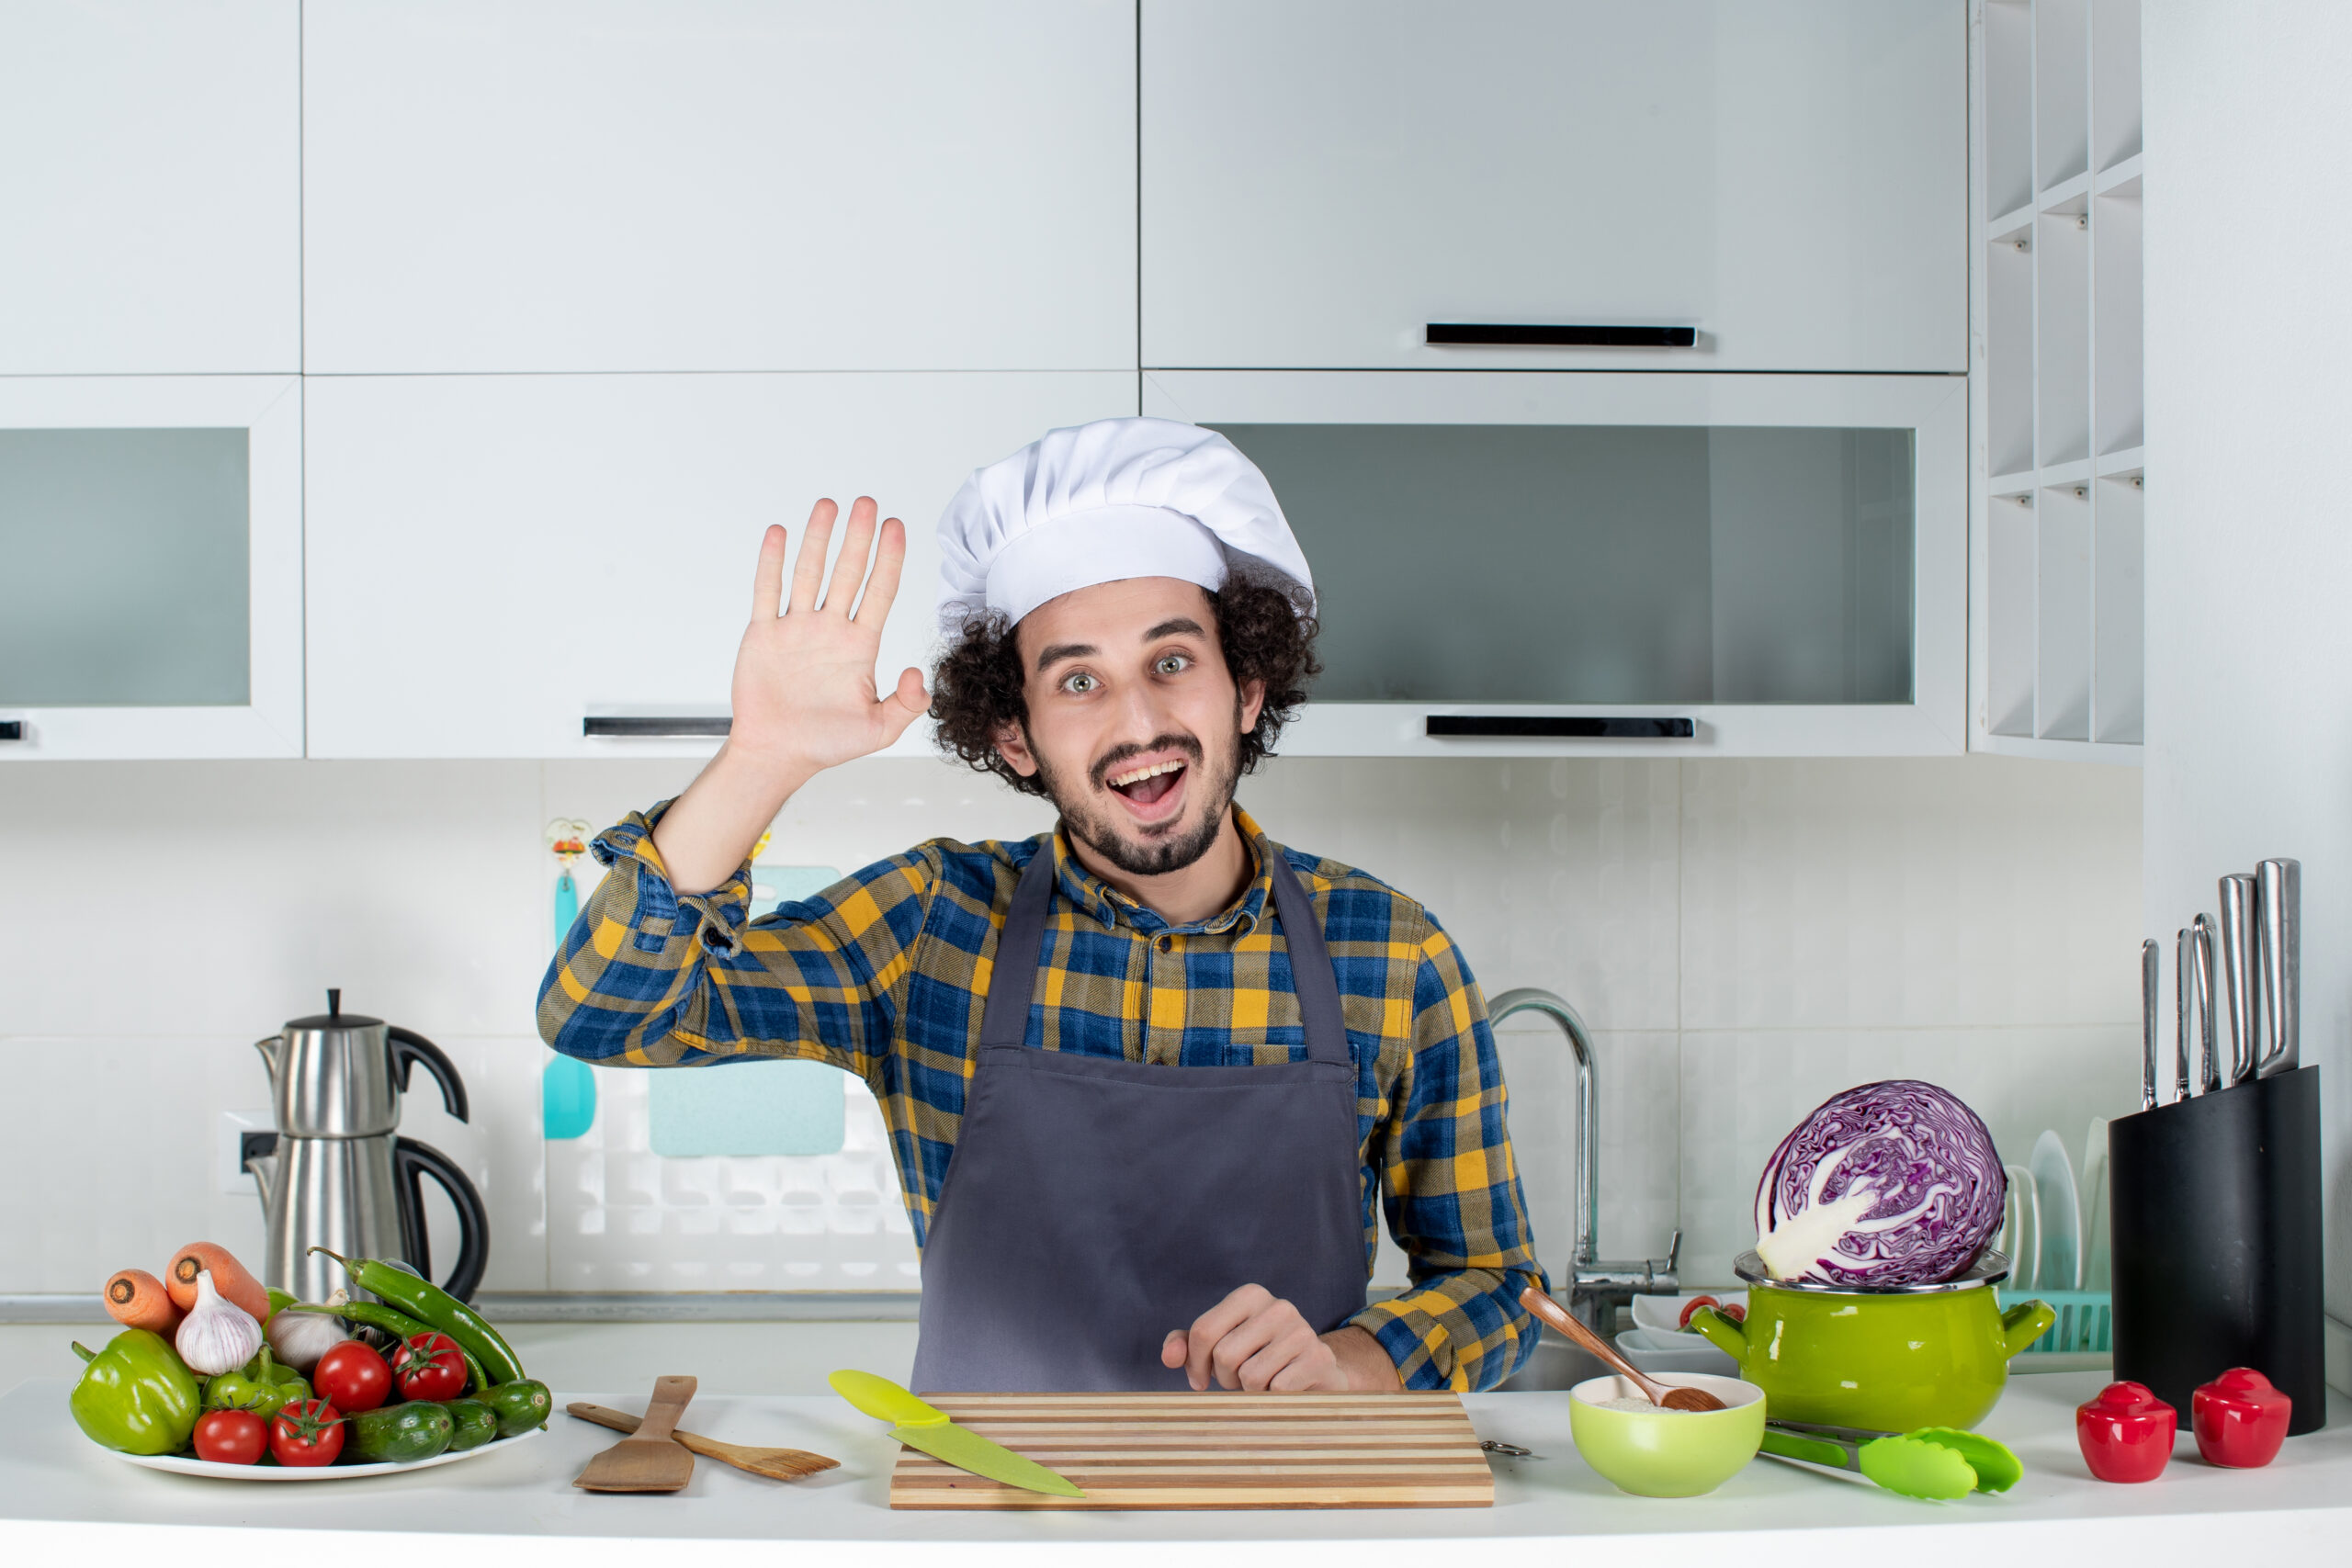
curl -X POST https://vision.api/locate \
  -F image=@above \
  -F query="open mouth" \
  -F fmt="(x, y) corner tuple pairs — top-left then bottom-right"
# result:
(1104, 757), (1190, 821)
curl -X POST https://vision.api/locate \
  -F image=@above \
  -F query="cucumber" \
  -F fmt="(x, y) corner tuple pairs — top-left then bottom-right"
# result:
(444, 1398), (500, 1451)
(481, 1380), (552, 1438)
(346, 1401), (454, 1464)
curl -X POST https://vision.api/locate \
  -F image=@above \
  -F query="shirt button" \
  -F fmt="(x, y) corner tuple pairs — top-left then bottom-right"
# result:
(1156, 934), (1173, 952)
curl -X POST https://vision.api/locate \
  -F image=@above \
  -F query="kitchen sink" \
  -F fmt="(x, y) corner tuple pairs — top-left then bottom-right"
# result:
(1497, 1336), (1611, 1393)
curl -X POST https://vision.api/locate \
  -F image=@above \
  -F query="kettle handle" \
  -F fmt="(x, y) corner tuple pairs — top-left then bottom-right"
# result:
(388, 1027), (469, 1123)
(392, 1136), (490, 1303)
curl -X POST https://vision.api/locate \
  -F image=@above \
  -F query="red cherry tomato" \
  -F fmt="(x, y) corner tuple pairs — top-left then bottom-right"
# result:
(312, 1340), (392, 1414)
(2076, 1380), (2177, 1482)
(1721, 1303), (1747, 1323)
(1677, 1295), (1720, 1330)
(268, 1398), (347, 1467)
(393, 1331), (469, 1402)
(2193, 1368), (2291, 1468)
(193, 1408), (268, 1465)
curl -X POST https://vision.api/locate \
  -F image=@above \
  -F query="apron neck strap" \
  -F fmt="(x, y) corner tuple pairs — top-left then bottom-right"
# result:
(978, 829), (1354, 1071)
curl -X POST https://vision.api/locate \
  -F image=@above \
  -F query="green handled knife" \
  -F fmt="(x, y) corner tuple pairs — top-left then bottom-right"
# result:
(829, 1370), (1085, 1498)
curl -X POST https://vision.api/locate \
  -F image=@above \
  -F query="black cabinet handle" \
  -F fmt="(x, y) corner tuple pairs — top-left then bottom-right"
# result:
(1427, 716), (1696, 739)
(0, 720), (20, 740)
(1426, 322), (1698, 348)
(583, 716), (731, 738)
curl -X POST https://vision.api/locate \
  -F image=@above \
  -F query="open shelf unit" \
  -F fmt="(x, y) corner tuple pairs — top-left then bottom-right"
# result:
(1971, 0), (2143, 762)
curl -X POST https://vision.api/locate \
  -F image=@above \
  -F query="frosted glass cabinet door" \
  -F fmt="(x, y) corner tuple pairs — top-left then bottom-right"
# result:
(0, 378), (303, 760)
(1142, 0), (1964, 372)
(302, 0), (1136, 373)
(303, 372), (1138, 758)
(1144, 370), (1966, 757)
(0, 1), (300, 373)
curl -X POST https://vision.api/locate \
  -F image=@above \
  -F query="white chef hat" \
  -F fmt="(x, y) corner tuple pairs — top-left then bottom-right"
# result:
(934, 416), (1314, 634)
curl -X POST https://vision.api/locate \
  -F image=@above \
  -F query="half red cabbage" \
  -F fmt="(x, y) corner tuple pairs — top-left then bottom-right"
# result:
(1752, 1079), (2007, 1287)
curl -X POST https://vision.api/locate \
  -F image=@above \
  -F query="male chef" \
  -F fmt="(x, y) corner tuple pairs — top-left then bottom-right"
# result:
(539, 418), (1544, 1393)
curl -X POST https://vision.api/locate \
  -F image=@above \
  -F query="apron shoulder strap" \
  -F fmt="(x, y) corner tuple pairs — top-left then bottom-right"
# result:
(978, 840), (1057, 1049)
(1263, 846), (1354, 1070)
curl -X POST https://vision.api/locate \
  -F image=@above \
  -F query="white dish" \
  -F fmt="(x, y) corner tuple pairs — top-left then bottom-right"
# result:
(2029, 1129), (2081, 1292)
(2080, 1116), (2111, 1291)
(1615, 1328), (1740, 1378)
(107, 1425), (541, 1481)
(1628, 1291), (1747, 1337)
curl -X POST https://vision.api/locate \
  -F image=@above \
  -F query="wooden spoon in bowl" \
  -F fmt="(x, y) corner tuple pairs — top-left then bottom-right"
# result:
(1519, 1285), (1726, 1412)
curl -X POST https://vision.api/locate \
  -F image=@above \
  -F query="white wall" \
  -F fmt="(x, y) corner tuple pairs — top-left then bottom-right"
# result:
(2143, 2), (2352, 1392)
(0, 752), (2140, 1300)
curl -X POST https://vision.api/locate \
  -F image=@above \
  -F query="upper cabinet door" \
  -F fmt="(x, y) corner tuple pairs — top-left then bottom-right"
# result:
(0, 2), (300, 374)
(1142, 0), (1964, 373)
(303, 1), (1137, 374)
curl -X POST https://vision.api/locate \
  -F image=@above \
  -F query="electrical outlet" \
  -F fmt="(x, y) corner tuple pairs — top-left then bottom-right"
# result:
(219, 1108), (274, 1196)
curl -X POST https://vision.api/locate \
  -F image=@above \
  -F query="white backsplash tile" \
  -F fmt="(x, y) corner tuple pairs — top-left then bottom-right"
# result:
(1, 752), (2141, 1299)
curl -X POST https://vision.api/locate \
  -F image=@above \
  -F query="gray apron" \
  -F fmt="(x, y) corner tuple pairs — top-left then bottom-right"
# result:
(909, 836), (1368, 1393)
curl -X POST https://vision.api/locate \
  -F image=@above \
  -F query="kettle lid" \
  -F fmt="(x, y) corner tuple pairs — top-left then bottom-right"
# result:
(286, 987), (383, 1031)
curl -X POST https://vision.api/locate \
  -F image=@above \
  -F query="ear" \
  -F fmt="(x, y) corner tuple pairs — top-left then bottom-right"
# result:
(993, 719), (1040, 779)
(1238, 677), (1266, 736)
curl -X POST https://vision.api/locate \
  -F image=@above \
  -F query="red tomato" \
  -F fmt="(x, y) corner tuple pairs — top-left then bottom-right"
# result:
(393, 1331), (469, 1402)
(313, 1340), (392, 1414)
(269, 1398), (347, 1467)
(1721, 1303), (1747, 1323)
(1677, 1295), (1720, 1330)
(193, 1409), (268, 1465)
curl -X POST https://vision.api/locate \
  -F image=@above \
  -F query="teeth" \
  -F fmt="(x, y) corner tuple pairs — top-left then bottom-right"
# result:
(1108, 759), (1185, 789)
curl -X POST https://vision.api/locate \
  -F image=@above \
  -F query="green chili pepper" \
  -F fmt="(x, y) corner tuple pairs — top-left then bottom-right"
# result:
(69, 1330), (201, 1455)
(203, 1345), (311, 1420)
(309, 1248), (526, 1386)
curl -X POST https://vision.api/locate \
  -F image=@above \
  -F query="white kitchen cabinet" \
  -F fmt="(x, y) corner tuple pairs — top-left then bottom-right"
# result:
(0, 1), (300, 374)
(1144, 369), (1966, 757)
(1142, 0), (1965, 373)
(303, 373), (1137, 758)
(0, 378), (304, 760)
(302, 0), (1136, 374)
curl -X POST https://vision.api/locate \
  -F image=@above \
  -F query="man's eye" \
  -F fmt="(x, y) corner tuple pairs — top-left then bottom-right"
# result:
(1063, 672), (1098, 694)
(1155, 654), (1190, 676)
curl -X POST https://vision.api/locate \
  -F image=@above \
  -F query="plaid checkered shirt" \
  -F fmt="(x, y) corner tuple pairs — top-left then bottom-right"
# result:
(538, 800), (1546, 1391)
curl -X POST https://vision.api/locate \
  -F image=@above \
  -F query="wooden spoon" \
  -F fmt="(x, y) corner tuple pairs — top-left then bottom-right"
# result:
(568, 1401), (839, 1482)
(574, 1374), (699, 1492)
(1519, 1285), (1726, 1412)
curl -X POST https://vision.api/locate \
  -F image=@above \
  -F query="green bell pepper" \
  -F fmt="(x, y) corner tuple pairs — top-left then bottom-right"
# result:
(70, 1329), (201, 1456)
(203, 1345), (310, 1420)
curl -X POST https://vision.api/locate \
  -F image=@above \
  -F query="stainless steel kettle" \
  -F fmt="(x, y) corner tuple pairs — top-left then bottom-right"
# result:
(244, 990), (489, 1303)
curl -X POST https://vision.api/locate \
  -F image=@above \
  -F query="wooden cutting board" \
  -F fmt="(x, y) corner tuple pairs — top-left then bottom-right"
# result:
(887, 1392), (1494, 1509)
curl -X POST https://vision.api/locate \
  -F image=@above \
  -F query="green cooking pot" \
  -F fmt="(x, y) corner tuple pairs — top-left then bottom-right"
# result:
(1687, 1250), (2053, 1432)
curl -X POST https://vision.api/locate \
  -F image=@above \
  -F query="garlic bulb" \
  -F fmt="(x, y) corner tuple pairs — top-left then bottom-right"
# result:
(265, 1286), (350, 1374)
(175, 1269), (264, 1376)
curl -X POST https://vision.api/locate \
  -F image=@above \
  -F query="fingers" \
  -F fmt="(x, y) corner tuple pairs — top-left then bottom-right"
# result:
(1207, 1309), (1291, 1391)
(876, 669), (932, 745)
(1182, 1284), (1274, 1393)
(752, 524), (787, 620)
(787, 498), (837, 613)
(852, 515), (910, 626)
(1160, 1331), (1189, 1371)
(821, 497), (877, 614)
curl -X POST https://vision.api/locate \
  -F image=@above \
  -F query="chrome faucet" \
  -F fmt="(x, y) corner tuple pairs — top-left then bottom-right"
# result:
(1487, 987), (1680, 1331)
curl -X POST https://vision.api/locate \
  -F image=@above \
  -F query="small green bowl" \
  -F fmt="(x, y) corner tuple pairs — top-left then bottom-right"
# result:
(1567, 1372), (1767, 1497)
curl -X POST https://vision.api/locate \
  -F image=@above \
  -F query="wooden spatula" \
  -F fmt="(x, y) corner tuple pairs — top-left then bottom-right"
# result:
(1519, 1286), (1726, 1411)
(567, 1401), (839, 1482)
(574, 1375), (698, 1492)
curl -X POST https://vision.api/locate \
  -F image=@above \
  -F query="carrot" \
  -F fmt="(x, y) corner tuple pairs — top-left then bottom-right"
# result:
(165, 1243), (271, 1322)
(103, 1269), (184, 1335)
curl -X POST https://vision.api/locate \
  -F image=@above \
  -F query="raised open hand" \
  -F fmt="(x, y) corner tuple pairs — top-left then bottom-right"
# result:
(729, 497), (930, 771)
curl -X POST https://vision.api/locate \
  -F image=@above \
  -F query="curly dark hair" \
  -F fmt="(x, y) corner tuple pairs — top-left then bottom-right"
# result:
(931, 581), (1322, 797)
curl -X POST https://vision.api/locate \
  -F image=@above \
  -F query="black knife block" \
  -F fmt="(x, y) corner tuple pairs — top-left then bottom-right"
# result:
(2108, 1065), (2324, 1434)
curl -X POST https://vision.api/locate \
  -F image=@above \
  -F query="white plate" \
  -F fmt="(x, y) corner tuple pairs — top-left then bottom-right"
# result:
(1627, 1291), (1747, 1337)
(2029, 1129), (2081, 1292)
(107, 1425), (542, 1481)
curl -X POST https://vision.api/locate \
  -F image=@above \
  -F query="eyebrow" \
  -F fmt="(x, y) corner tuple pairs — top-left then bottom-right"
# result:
(1033, 618), (1209, 673)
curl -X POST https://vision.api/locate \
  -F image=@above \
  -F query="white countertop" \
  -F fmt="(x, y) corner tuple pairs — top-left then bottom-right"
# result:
(4, 1371), (2346, 1566)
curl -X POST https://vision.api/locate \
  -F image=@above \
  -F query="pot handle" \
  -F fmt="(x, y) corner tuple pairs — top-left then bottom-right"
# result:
(1999, 1298), (2056, 1357)
(1687, 1305), (1747, 1357)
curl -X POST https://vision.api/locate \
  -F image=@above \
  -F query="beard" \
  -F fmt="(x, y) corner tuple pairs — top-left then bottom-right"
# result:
(1031, 720), (1245, 879)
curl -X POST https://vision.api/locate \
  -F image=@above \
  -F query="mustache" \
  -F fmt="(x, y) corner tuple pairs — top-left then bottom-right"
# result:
(1089, 732), (1204, 791)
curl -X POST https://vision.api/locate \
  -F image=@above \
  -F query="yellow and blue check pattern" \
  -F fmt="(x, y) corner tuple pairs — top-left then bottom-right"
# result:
(537, 801), (1546, 1392)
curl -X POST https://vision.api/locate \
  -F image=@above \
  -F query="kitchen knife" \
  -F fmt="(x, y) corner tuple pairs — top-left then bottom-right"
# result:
(828, 1370), (1085, 1498)
(2174, 927), (2193, 1101)
(2256, 859), (2301, 1077)
(2192, 915), (2220, 1094)
(2140, 938), (2159, 1111)
(2219, 875), (2260, 1086)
